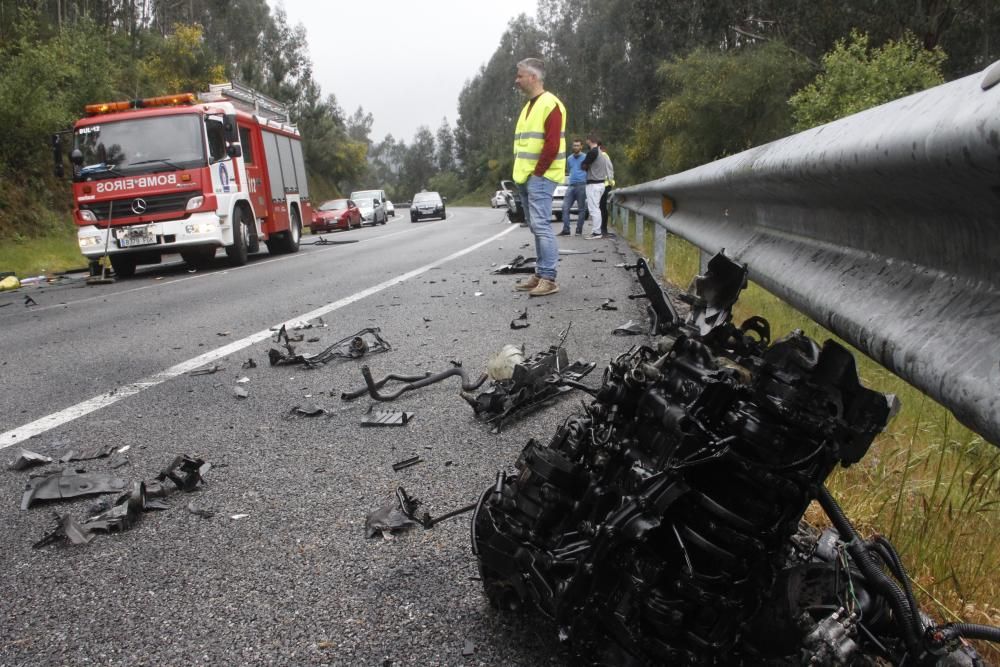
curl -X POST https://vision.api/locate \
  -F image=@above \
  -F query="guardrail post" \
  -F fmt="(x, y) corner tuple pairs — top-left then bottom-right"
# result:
(621, 208), (630, 238)
(654, 223), (666, 273)
(636, 214), (645, 245)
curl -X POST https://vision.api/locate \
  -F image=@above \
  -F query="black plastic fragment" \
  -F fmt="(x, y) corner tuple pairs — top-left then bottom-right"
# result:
(157, 455), (210, 492)
(33, 513), (95, 548)
(612, 320), (644, 336)
(289, 403), (327, 417)
(361, 408), (414, 426)
(509, 308), (530, 330)
(492, 255), (537, 274)
(189, 364), (224, 376)
(241, 358), (257, 369)
(8, 449), (52, 470)
(392, 456), (423, 471)
(21, 469), (127, 510)
(597, 298), (618, 311)
(58, 445), (115, 463)
(462, 640), (475, 657)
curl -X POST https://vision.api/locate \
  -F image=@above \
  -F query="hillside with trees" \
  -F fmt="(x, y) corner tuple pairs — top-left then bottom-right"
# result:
(0, 1), (997, 242)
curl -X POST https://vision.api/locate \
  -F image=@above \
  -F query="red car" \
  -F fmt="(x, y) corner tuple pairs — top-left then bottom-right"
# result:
(311, 199), (362, 232)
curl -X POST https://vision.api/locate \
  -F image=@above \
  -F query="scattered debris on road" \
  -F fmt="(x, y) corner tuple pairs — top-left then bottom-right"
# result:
(344, 362), (487, 402)
(597, 298), (617, 311)
(509, 308), (529, 330)
(21, 470), (127, 510)
(59, 445), (115, 463)
(391, 456), (423, 472)
(8, 449), (52, 470)
(612, 320), (643, 336)
(463, 346), (595, 433)
(361, 407), (414, 427)
(189, 364), (224, 376)
(269, 326), (391, 368)
(491, 255), (536, 274)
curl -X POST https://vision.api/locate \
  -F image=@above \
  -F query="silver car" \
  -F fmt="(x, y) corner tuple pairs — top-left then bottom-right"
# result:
(357, 198), (387, 225)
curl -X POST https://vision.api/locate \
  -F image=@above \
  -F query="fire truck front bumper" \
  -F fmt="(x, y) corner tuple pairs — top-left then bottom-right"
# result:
(78, 212), (228, 258)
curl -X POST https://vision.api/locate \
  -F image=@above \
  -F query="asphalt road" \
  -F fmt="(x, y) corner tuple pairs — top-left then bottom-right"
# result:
(0, 207), (654, 666)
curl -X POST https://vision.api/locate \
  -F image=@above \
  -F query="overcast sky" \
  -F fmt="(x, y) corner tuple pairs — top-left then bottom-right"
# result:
(271, 0), (540, 144)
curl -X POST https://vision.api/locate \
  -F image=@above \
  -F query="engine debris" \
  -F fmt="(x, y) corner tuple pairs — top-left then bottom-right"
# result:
(391, 456), (423, 471)
(509, 308), (530, 330)
(269, 326), (391, 368)
(343, 362), (487, 402)
(8, 449), (52, 470)
(470, 252), (992, 665)
(491, 255), (536, 274)
(462, 346), (596, 433)
(361, 408), (414, 427)
(21, 470), (127, 510)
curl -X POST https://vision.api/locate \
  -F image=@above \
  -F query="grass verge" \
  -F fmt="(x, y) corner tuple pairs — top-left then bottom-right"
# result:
(0, 231), (86, 277)
(617, 214), (1000, 659)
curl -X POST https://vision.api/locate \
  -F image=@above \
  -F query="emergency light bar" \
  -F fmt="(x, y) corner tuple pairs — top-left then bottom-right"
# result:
(84, 93), (196, 115)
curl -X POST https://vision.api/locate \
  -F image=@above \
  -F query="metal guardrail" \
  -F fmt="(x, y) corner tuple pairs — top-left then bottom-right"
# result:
(613, 61), (1000, 448)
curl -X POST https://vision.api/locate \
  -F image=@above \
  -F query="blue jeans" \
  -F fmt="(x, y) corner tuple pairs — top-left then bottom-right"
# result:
(561, 183), (587, 234)
(517, 175), (559, 280)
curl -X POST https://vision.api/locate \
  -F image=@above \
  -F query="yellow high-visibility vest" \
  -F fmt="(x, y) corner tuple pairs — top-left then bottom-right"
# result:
(512, 91), (567, 184)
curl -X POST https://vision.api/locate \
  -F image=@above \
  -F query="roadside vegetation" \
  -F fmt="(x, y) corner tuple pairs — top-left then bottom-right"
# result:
(641, 230), (999, 661)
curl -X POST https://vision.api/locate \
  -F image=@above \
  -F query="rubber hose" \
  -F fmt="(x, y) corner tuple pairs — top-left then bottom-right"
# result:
(872, 536), (922, 634)
(940, 623), (1000, 644)
(818, 485), (923, 654)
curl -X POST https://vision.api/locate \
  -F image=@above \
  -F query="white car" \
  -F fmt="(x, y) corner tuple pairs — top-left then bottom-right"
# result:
(385, 200), (395, 217)
(357, 198), (386, 225)
(491, 191), (506, 208)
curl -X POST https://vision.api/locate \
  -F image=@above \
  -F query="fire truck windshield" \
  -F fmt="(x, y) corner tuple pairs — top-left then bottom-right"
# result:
(74, 114), (205, 180)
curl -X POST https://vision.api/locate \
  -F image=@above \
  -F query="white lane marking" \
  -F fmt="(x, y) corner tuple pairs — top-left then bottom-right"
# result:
(1, 224), (518, 448)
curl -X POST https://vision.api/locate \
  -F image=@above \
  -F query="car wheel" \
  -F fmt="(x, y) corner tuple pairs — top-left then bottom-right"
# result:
(411, 215), (417, 223)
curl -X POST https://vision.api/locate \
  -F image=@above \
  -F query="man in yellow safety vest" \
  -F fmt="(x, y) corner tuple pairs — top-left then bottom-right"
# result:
(511, 57), (566, 297)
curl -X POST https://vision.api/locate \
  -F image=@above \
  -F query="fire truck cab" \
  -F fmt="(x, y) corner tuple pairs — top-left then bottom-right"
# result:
(56, 82), (312, 277)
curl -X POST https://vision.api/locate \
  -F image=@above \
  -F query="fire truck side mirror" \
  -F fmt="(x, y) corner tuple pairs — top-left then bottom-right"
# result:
(51, 134), (64, 178)
(226, 144), (243, 159)
(223, 114), (239, 143)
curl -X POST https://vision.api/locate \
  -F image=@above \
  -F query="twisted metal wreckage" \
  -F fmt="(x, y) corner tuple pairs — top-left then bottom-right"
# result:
(472, 253), (1000, 666)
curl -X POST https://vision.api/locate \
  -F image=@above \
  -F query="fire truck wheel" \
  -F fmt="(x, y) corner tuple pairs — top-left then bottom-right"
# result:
(110, 255), (136, 278)
(226, 207), (250, 266)
(268, 207), (302, 254)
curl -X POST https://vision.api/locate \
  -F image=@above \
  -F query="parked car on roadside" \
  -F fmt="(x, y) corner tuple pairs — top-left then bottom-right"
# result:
(410, 191), (446, 221)
(491, 190), (506, 208)
(357, 198), (387, 225)
(350, 189), (388, 224)
(385, 200), (395, 217)
(311, 199), (362, 232)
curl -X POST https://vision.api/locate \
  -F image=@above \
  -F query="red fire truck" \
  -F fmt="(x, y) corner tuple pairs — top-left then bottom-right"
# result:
(54, 82), (312, 277)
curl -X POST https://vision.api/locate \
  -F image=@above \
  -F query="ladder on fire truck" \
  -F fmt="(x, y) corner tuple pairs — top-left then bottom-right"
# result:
(198, 82), (291, 125)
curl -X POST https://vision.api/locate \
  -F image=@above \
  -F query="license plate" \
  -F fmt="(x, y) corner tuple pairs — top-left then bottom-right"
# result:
(118, 226), (156, 248)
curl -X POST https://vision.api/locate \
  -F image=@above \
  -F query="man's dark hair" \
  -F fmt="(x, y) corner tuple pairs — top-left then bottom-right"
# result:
(587, 132), (601, 144)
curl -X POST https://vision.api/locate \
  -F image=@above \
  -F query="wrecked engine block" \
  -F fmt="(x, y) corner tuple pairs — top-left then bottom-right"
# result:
(473, 254), (991, 665)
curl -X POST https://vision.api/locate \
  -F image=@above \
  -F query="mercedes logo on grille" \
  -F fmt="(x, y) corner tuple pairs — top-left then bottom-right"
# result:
(131, 198), (148, 215)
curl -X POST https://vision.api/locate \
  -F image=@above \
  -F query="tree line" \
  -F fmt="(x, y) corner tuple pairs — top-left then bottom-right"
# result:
(454, 0), (999, 191)
(0, 0), (997, 238)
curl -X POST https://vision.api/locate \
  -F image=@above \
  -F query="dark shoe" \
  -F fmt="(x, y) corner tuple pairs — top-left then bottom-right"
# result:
(557, 230), (570, 236)
(528, 278), (559, 297)
(515, 275), (541, 291)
